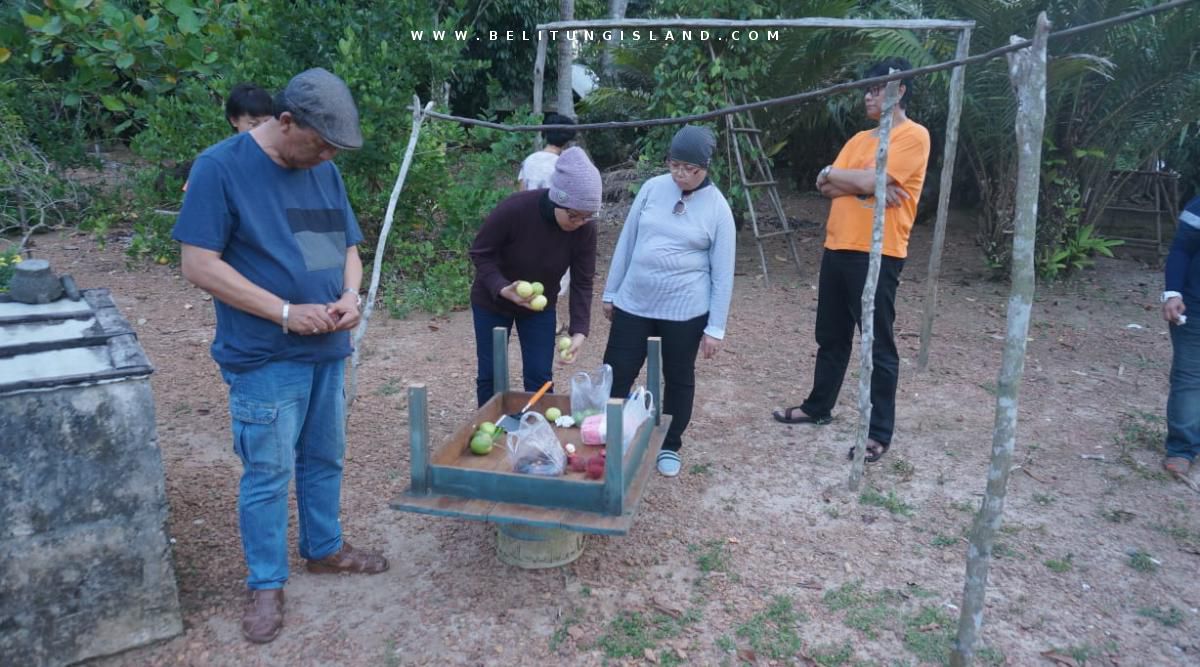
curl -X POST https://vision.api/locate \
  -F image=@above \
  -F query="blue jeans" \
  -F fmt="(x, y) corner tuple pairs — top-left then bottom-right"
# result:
(221, 359), (346, 590)
(1167, 318), (1200, 461)
(472, 303), (556, 406)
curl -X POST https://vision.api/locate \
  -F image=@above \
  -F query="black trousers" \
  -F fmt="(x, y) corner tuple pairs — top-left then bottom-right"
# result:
(801, 249), (904, 445)
(603, 307), (708, 453)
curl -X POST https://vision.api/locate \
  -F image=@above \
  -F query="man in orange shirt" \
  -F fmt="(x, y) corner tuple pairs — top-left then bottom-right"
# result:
(773, 58), (930, 463)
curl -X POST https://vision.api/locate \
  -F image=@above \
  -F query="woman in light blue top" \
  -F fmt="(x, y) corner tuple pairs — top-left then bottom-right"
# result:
(601, 125), (736, 477)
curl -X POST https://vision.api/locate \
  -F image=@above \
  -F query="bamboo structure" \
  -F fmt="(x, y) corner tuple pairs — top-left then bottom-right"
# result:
(556, 0), (575, 117)
(950, 13), (1050, 666)
(346, 98), (434, 414)
(848, 79), (901, 492)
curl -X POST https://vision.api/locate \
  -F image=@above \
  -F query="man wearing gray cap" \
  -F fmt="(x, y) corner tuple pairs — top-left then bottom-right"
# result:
(173, 67), (387, 645)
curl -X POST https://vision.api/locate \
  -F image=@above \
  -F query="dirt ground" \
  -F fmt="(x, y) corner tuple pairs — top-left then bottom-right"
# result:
(31, 190), (1199, 666)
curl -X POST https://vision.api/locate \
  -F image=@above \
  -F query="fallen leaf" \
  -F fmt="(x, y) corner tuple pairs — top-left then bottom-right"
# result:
(737, 648), (758, 664)
(652, 596), (684, 619)
(1040, 650), (1081, 667)
(728, 537), (740, 544)
(644, 647), (658, 663)
(567, 626), (584, 641)
(918, 622), (941, 632)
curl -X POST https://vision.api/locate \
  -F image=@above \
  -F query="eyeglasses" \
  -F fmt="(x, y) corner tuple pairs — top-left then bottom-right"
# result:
(666, 159), (703, 177)
(562, 209), (597, 224)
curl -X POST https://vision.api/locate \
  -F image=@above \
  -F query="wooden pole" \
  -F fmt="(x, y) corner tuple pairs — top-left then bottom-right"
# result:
(556, 0), (576, 117)
(848, 78), (901, 492)
(599, 0), (629, 80)
(408, 384), (430, 495)
(917, 27), (972, 372)
(346, 97), (434, 415)
(950, 13), (1049, 666)
(533, 30), (548, 115)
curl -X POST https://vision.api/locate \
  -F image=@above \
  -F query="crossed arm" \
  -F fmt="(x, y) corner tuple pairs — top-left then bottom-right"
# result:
(816, 167), (910, 208)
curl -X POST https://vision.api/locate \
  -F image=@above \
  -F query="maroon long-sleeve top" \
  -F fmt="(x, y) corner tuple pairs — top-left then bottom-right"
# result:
(469, 189), (597, 336)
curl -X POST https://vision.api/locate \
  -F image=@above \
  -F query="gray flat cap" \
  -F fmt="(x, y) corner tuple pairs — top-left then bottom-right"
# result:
(280, 68), (363, 150)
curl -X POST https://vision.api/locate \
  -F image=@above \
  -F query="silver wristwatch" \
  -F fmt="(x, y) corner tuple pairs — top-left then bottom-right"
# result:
(343, 288), (363, 308)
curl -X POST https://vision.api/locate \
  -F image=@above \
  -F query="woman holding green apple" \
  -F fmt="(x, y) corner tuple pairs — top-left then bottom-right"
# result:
(469, 147), (602, 406)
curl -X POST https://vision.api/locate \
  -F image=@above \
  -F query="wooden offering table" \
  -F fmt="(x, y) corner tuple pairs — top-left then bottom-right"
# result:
(391, 330), (668, 567)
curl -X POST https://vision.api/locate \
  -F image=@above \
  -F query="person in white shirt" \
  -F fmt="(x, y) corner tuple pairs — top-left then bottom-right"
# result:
(520, 113), (578, 296)
(601, 125), (736, 477)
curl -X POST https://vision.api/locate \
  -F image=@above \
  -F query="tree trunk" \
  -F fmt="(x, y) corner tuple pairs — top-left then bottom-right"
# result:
(848, 78), (901, 492)
(950, 13), (1050, 666)
(346, 98), (434, 416)
(600, 0), (629, 81)
(917, 27), (972, 372)
(556, 0), (576, 117)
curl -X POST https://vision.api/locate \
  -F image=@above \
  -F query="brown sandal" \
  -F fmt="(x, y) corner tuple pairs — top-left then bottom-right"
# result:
(847, 439), (890, 463)
(772, 406), (832, 425)
(305, 541), (389, 575)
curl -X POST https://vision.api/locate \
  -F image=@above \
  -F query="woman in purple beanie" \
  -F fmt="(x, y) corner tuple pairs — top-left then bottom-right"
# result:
(469, 146), (603, 406)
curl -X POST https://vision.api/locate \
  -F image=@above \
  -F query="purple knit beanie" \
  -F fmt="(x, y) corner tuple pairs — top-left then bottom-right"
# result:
(548, 147), (602, 212)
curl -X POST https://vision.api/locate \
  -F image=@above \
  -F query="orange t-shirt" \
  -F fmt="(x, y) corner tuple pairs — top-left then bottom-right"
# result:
(824, 119), (930, 258)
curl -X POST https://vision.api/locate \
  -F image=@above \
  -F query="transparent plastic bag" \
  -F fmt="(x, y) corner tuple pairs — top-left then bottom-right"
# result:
(579, 386), (655, 447)
(505, 412), (566, 476)
(570, 364), (613, 420)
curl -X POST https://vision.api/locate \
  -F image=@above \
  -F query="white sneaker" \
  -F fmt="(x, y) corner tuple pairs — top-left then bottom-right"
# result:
(656, 450), (681, 477)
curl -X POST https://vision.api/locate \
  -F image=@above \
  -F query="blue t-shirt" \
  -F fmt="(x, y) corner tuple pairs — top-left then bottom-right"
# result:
(1166, 195), (1200, 306)
(172, 132), (364, 372)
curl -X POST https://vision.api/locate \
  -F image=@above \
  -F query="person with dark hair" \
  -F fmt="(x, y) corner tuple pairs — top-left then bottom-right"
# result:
(225, 83), (274, 133)
(173, 68), (388, 645)
(772, 57), (930, 464)
(602, 125), (736, 478)
(519, 112), (579, 296)
(1161, 194), (1200, 476)
(519, 113), (577, 191)
(471, 146), (602, 406)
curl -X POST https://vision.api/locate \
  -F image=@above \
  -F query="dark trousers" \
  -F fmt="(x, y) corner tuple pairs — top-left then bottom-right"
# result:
(603, 307), (707, 452)
(472, 303), (556, 407)
(801, 249), (904, 445)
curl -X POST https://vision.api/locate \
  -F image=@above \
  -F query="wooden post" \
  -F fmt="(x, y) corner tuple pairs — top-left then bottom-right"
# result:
(917, 28), (972, 372)
(556, 0), (576, 117)
(950, 14), (1049, 667)
(848, 77), (901, 492)
(346, 97), (434, 415)
(603, 397), (625, 515)
(533, 31), (548, 115)
(408, 384), (430, 495)
(492, 326), (509, 395)
(647, 337), (663, 426)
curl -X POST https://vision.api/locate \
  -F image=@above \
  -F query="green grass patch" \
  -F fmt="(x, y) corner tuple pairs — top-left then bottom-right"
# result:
(1138, 605), (1184, 627)
(1128, 549), (1159, 573)
(715, 634), (735, 653)
(595, 609), (698, 659)
(902, 606), (955, 666)
(859, 487), (914, 516)
(1044, 554), (1074, 573)
(809, 641), (853, 666)
(734, 595), (805, 660)
(1032, 493), (1057, 506)
(689, 462), (713, 475)
(690, 539), (731, 574)
(930, 534), (959, 548)
(1100, 508), (1136, 523)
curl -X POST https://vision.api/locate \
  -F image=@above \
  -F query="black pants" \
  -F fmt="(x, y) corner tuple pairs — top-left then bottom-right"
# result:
(801, 249), (904, 445)
(603, 308), (708, 453)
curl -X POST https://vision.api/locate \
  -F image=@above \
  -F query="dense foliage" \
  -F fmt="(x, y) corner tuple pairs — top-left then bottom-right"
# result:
(1, 0), (1197, 313)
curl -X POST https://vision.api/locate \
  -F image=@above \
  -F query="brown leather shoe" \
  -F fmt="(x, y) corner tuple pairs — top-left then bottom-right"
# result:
(305, 541), (389, 575)
(241, 588), (284, 644)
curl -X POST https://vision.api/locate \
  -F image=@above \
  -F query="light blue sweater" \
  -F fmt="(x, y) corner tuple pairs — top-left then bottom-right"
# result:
(602, 173), (736, 339)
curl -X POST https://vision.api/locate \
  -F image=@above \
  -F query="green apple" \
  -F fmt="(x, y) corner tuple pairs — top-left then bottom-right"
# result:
(560, 349), (573, 361)
(531, 281), (545, 296)
(557, 336), (572, 351)
(545, 407), (562, 422)
(478, 421), (497, 436)
(515, 281), (533, 299)
(529, 294), (548, 311)
(470, 432), (494, 455)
